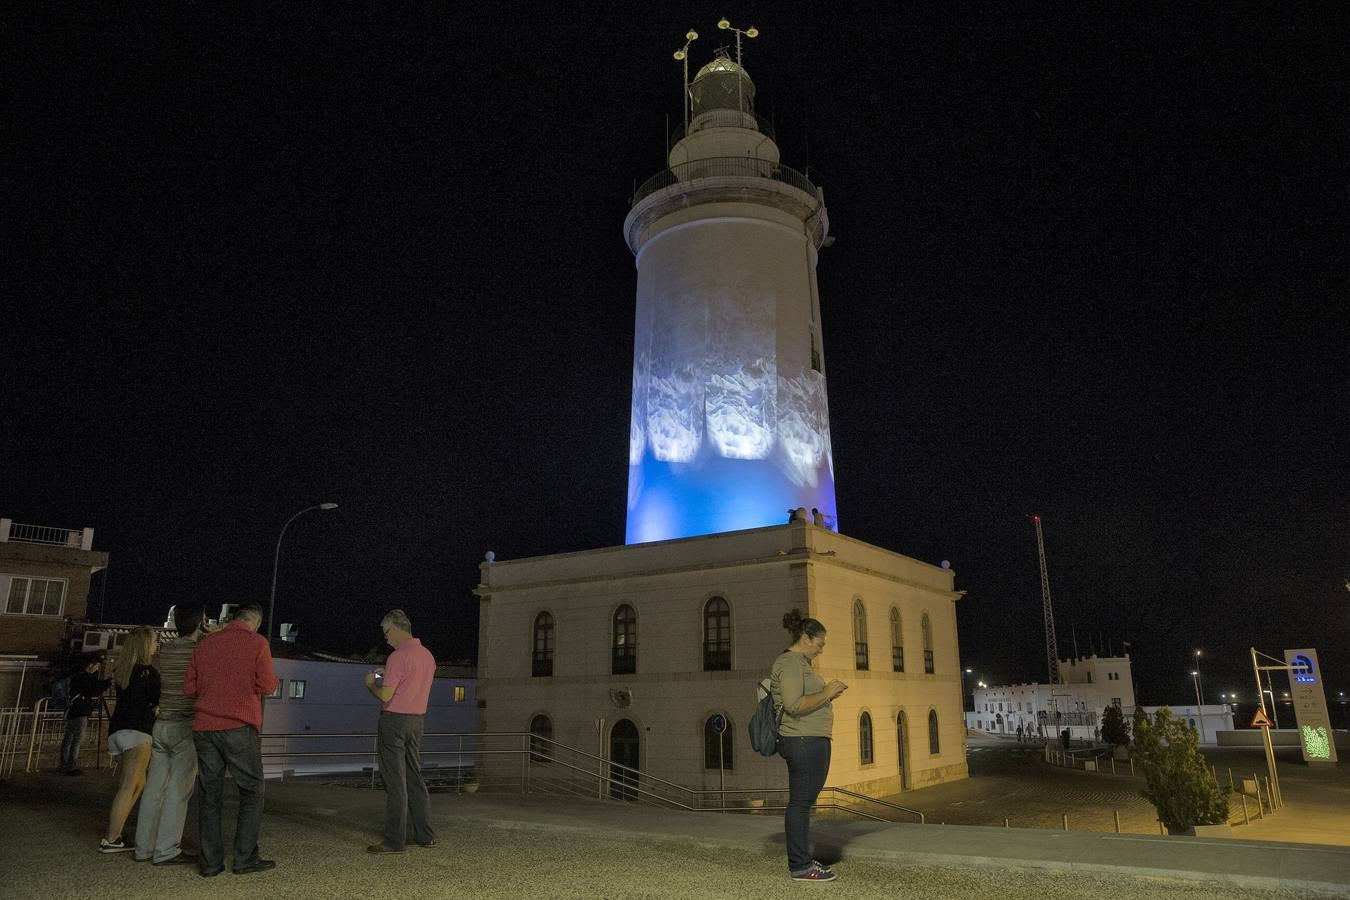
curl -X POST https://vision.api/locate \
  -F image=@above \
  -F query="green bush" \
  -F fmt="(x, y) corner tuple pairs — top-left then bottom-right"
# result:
(1132, 707), (1230, 833)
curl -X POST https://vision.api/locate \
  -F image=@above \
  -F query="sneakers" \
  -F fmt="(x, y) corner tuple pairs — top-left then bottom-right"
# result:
(99, 837), (133, 854)
(791, 862), (837, 882)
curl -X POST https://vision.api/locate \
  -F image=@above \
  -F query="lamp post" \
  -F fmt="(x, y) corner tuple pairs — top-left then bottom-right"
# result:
(268, 502), (338, 641)
(1191, 670), (1206, 744)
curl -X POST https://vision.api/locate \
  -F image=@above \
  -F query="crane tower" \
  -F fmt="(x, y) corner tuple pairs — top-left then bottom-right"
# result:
(1032, 514), (1061, 685)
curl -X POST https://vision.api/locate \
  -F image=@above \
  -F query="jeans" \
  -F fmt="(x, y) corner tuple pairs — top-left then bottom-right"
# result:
(59, 715), (87, 771)
(377, 712), (434, 849)
(135, 719), (198, 862)
(780, 736), (831, 873)
(195, 726), (265, 871)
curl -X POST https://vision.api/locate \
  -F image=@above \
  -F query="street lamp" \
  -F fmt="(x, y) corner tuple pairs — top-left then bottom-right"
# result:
(1191, 670), (1207, 744)
(268, 502), (338, 641)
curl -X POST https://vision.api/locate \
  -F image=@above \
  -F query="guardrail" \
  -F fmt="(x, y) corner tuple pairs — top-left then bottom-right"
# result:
(631, 157), (819, 207)
(258, 730), (924, 825)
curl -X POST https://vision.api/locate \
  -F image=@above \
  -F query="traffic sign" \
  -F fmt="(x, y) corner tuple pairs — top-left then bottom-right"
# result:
(1250, 708), (1274, 728)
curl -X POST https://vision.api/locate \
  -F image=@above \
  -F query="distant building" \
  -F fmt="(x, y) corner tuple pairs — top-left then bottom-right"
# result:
(967, 654), (1137, 741)
(0, 518), (110, 707)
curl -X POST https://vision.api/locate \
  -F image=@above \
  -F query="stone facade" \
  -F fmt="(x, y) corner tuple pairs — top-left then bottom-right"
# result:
(475, 521), (967, 797)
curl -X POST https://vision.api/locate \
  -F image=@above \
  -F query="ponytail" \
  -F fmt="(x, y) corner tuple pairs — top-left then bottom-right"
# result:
(782, 608), (826, 643)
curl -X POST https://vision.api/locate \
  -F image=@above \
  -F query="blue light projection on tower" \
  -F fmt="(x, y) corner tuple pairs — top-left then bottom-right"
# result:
(623, 51), (837, 544)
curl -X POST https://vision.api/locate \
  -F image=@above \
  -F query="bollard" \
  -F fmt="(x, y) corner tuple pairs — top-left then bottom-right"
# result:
(1004, 818), (1009, 828)
(1254, 779), (1265, 819)
(1114, 810), (1121, 833)
(1062, 813), (1069, 831)
(1228, 767), (1234, 791)
(1241, 794), (1249, 826)
(1129, 758), (1135, 777)
(1110, 757), (1116, 775)
(1158, 820), (1165, 835)
(1265, 776), (1275, 811)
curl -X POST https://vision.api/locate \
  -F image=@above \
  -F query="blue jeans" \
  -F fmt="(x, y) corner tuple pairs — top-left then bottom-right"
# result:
(780, 736), (831, 873)
(135, 719), (198, 862)
(59, 715), (87, 771)
(195, 726), (265, 872)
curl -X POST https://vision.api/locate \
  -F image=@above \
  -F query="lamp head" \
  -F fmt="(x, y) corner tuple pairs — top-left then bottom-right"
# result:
(319, 502), (338, 510)
(674, 49), (686, 60)
(686, 30), (698, 40)
(745, 26), (759, 38)
(718, 18), (730, 29)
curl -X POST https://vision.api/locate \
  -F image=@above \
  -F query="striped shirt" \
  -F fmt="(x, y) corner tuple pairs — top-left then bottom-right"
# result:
(153, 638), (198, 722)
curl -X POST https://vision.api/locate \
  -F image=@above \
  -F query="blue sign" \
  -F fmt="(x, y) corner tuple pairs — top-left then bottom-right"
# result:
(1292, 654), (1316, 684)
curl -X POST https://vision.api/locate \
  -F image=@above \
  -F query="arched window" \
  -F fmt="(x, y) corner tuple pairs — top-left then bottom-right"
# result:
(921, 613), (934, 674)
(532, 611), (554, 677)
(889, 606), (904, 673)
(928, 709), (940, 755)
(612, 604), (637, 675)
(703, 597), (731, 671)
(852, 599), (869, 670)
(859, 712), (874, 765)
(703, 713), (734, 770)
(529, 714), (553, 763)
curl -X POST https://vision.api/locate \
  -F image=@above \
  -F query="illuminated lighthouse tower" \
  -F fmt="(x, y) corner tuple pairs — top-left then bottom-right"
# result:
(624, 29), (836, 544)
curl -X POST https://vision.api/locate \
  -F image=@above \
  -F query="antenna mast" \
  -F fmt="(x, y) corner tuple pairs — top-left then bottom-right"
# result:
(1033, 515), (1061, 684)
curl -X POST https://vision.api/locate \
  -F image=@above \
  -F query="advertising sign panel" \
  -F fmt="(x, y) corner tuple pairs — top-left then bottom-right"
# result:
(1284, 648), (1338, 764)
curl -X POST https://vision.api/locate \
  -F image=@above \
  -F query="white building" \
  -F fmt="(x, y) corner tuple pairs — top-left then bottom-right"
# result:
(968, 654), (1136, 741)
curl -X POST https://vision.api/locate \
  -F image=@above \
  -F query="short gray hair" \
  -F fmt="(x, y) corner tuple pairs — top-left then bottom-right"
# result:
(381, 609), (413, 633)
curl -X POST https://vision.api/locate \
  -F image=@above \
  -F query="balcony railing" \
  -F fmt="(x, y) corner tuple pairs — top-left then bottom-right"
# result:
(631, 157), (819, 207)
(0, 519), (91, 549)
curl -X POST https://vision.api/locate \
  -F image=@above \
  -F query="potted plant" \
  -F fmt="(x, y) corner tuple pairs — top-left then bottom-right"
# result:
(461, 771), (479, 794)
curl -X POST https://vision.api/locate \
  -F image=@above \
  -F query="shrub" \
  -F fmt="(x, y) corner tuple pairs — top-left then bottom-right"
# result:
(1132, 707), (1230, 833)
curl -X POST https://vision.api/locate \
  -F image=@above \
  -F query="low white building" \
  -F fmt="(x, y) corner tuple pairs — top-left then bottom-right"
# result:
(967, 654), (1136, 741)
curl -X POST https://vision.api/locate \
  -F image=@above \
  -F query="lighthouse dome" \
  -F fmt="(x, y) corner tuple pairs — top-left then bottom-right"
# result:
(690, 53), (756, 116)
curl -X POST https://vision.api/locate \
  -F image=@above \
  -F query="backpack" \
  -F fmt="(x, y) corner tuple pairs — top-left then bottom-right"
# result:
(50, 676), (72, 708)
(748, 678), (783, 757)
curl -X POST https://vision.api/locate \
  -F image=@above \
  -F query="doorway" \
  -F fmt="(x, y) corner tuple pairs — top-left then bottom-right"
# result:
(609, 719), (640, 801)
(897, 711), (911, 791)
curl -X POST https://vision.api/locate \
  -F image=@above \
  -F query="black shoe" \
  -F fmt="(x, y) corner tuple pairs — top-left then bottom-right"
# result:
(154, 852), (197, 866)
(233, 858), (276, 875)
(199, 867), (224, 878)
(413, 839), (436, 848)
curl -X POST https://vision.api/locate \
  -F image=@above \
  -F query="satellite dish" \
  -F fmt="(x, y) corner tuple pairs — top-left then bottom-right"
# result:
(484, 550), (496, 563)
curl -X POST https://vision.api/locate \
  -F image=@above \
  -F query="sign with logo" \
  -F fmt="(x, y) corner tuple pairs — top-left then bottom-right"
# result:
(1284, 648), (1338, 765)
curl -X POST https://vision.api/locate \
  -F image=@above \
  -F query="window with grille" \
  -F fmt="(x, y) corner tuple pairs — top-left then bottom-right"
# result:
(530, 714), (553, 763)
(702, 598), (731, 671)
(612, 604), (637, 675)
(889, 607), (903, 672)
(532, 612), (555, 677)
(288, 680), (306, 699)
(928, 710), (940, 755)
(703, 714), (733, 769)
(852, 599), (868, 670)
(921, 613), (934, 674)
(859, 712), (874, 765)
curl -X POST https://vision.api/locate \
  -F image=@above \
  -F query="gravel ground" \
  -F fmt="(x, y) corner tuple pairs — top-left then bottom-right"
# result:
(1, 799), (1333, 900)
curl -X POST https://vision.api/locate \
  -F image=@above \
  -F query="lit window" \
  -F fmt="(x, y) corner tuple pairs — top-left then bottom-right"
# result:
(860, 712), (874, 765)
(3, 576), (66, 617)
(612, 604), (637, 675)
(288, 680), (306, 699)
(454, 685), (466, 703)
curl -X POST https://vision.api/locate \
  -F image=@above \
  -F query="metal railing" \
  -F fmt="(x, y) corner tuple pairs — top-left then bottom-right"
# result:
(631, 157), (819, 207)
(3, 522), (83, 546)
(256, 730), (924, 825)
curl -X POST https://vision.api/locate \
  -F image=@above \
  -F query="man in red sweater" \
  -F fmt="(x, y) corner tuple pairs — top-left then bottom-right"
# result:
(183, 603), (278, 877)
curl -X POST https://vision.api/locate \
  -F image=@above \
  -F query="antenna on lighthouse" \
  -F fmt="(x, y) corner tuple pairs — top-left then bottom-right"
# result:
(672, 29), (699, 135)
(1031, 514), (1061, 685)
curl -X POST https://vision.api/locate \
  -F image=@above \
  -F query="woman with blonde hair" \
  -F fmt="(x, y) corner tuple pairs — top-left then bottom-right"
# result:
(100, 626), (160, 853)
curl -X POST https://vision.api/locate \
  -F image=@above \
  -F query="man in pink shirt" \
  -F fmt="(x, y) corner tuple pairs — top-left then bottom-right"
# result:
(363, 609), (436, 853)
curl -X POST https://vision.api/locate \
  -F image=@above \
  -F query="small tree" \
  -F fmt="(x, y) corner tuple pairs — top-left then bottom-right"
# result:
(1101, 705), (1130, 747)
(1132, 706), (1230, 833)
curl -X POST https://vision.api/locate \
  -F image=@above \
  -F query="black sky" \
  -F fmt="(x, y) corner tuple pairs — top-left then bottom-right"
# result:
(4, 3), (1347, 707)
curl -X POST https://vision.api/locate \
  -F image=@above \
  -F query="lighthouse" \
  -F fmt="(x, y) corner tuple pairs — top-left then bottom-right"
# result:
(623, 43), (837, 544)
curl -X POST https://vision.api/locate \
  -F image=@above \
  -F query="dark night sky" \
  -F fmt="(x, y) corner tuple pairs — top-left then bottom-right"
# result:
(4, 3), (1347, 706)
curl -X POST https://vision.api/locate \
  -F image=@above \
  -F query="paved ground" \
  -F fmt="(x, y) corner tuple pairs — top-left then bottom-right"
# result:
(2, 769), (1347, 899)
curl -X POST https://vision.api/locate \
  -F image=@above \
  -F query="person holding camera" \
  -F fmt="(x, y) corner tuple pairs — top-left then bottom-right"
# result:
(364, 609), (436, 854)
(59, 652), (110, 775)
(771, 609), (848, 883)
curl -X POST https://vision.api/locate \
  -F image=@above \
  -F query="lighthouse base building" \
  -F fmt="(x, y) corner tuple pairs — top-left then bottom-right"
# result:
(474, 521), (968, 798)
